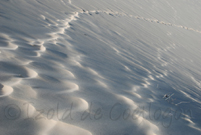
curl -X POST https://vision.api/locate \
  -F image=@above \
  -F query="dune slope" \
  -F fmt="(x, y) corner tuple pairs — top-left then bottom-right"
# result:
(0, 0), (201, 135)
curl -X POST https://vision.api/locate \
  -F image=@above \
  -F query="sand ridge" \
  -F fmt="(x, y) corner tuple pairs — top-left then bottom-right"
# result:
(0, 0), (201, 135)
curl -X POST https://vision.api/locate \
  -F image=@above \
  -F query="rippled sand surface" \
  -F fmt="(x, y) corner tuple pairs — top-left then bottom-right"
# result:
(0, 0), (201, 135)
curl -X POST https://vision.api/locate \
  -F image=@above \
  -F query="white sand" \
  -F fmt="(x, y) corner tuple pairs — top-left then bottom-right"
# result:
(0, 0), (201, 135)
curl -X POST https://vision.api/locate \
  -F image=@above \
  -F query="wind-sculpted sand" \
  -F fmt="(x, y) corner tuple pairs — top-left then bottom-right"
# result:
(0, 0), (201, 135)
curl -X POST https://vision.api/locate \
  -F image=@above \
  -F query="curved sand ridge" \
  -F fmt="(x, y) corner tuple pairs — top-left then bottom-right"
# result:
(0, 7), (174, 135)
(0, 95), (92, 135)
(116, 94), (159, 135)
(32, 7), (200, 91)
(0, 5), (90, 134)
(0, 84), (13, 97)
(1, 1), (200, 135)
(0, 34), (18, 50)
(38, 8), (164, 135)
(31, 41), (46, 52)
(59, 8), (187, 135)
(0, 61), (38, 87)
(0, 62), (38, 78)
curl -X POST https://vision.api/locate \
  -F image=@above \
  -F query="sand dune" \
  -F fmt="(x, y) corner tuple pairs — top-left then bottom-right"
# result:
(0, 0), (201, 135)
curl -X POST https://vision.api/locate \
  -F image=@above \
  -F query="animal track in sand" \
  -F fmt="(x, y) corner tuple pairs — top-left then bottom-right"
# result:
(38, 8), (201, 51)
(1, 2), (200, 135)
(62, 8), (201, 34)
